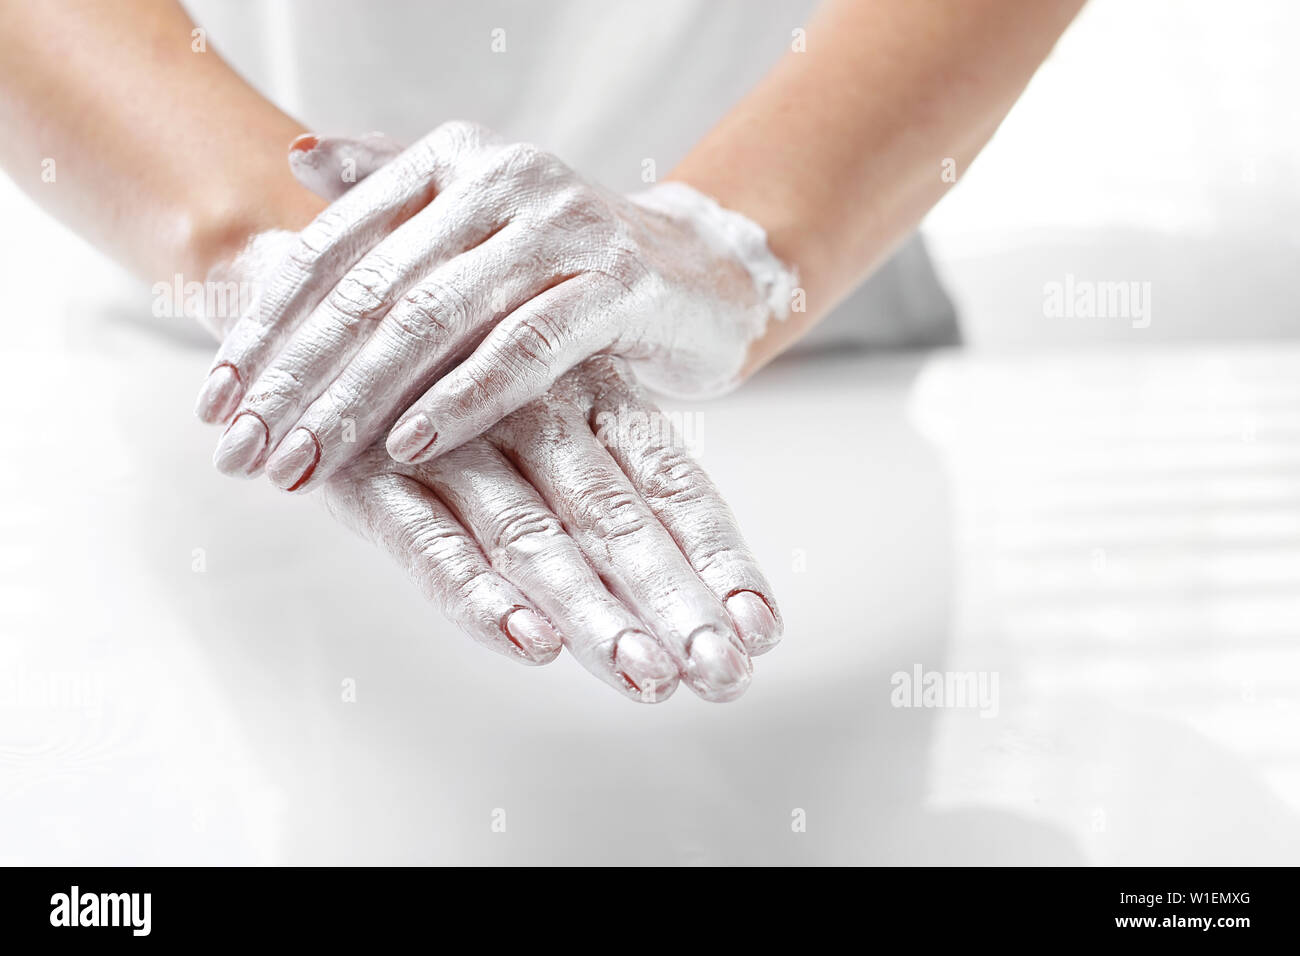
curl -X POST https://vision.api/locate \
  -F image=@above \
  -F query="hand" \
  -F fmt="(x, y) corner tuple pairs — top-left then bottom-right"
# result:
(194, 123), (796, 492)
(195, 136), (782, 703)
(321, 355), (782, 703)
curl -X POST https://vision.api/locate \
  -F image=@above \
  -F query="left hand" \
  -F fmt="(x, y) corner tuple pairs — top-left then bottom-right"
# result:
(321, 354), (782, 704)
(195, 123), (796, 492)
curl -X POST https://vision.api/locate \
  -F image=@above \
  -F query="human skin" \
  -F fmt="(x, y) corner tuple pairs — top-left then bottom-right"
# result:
(206, 128), (801, 487)
(0, 0), (777, 702)
(215, 218), (778, 704)
(0, 0), (1085, 334)
(189, 0), (1086, 491)
(0, 0), (323, 278)
(245, 143), (781, 703)
(0, 0), (1085, 699)
(320, 356), (779, 703)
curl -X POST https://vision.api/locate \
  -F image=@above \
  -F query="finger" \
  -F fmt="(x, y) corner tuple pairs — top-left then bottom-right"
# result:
(288, 132), (405, 200)
(489, 397), (753, 702)
(213, 181), (519, 478)
(195, 133), (396, 419)
(586, 358), (782, 655)
(264, 225), (566, 491)
(412, 441), (678, 702)
(321, 456), (562, 666)
(196, 120), (503, 425)
(387, 276), (607, 464)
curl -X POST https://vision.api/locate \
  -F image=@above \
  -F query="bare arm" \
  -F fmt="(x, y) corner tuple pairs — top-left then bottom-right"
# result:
(670, 0), (1087, 370)
(0, 0), (323, 280)
(0, 1), (776, 703)
(174, 0), (1087, 481)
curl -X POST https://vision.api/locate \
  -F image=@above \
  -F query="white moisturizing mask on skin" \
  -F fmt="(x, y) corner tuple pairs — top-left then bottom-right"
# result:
(315, 357), (781, 703)
(191, 133), (783, 703)
(627, 180), (799, 348)
(193, 228), (300, 430)
(194, 121), (799, 494)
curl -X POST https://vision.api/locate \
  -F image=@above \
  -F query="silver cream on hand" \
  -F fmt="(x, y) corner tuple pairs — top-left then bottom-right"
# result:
(194, 121), (798, 493)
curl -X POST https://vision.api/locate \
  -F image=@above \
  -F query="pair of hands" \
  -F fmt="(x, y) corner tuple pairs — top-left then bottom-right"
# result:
(198, 126), (790, 703)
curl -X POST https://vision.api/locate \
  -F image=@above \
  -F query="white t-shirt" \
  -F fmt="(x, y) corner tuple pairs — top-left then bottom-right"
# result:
(185, 0), (958, 350)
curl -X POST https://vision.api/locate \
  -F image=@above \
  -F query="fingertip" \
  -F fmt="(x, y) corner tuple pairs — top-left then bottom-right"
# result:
(684, 627), (752, 702)
(387, 413), (438, 463)
(503, 608), (563, 665)
(725, 590), (782, 656)
(288, 133), (345, 199)
(213, 412), (268, 477)
(265, 427), (322, 492)
(195, 364), (243, 424)
(613, 630), (679, 703)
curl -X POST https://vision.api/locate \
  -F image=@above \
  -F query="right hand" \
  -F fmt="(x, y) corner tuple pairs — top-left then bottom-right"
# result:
(194, 124), (795, 492)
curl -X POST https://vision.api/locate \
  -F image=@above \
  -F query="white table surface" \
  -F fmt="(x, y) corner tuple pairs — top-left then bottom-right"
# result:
(4, 305), (1298, 865)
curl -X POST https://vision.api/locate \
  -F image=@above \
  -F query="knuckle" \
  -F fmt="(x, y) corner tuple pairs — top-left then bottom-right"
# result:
(291, 207), (346, 268)
(282, 240), (322, 284)
(408, 522), (466, 568)
(634, 444), (709, 504)
(495, 141), (546, 172)
(693, 544), (753, 578)
(391, 280), (468, 341)
(451, 563), (500, 608)
(492, 141), (570, 189)
(246, 364), (307, 406)
(544, 185), (612, 230)
(578, 484), (650, 541)
(446, 375), (494, 421)
(500, 312), (562, 370)
(328, 259), (396, 322)
(490, 505), (565, 558)
(428, 119), (492, 155)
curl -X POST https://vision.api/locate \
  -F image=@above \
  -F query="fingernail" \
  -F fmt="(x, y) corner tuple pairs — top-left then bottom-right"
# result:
(266, 428), (321, 492)
(290, 133), (319, 154)
(195, 365), (242, 424)
(613, 630), (678, 703)
(213, 413), (268, 477)
(726, 590), (781, 656)
(387, 414), (438, 462)
(503, 608), (562, 664)
(686, 627), (752, 702)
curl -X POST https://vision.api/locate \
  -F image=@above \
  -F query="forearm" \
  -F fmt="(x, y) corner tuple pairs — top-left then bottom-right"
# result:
(0, 0), (323, 281)
(669, 0), (1086, 369)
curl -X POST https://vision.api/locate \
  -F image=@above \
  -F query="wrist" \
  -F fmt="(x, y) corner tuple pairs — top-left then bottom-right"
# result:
(631, 181), (799, 326)
(186, 186), (326, 281)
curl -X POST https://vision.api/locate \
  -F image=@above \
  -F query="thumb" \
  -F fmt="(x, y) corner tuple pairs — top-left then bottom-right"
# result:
(287, 131), (406, 200)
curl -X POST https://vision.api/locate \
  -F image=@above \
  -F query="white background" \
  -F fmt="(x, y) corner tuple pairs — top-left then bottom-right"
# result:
(2, 0), (1298, 864)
